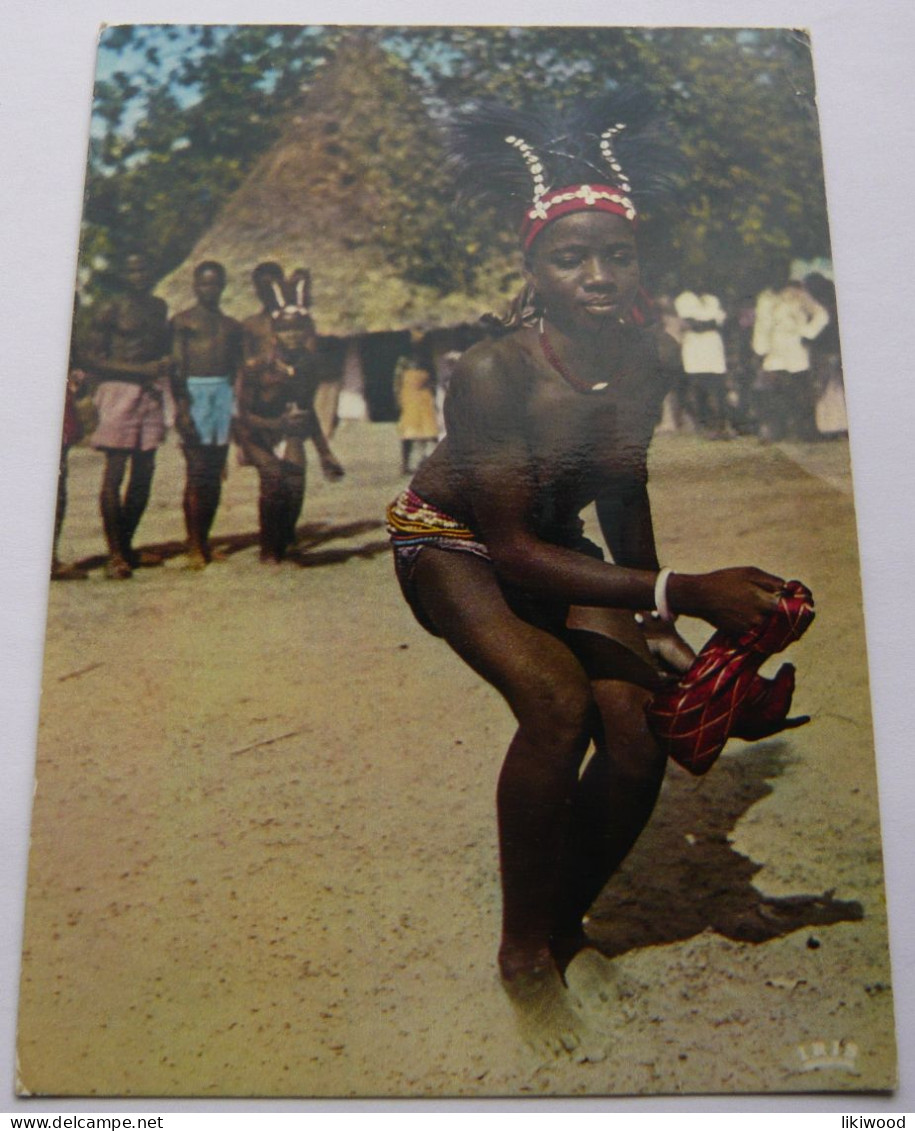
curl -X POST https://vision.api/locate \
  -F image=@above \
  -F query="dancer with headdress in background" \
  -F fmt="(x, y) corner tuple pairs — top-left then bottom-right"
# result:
(241, 261), (286, 385)
(387, 92), (810, 1058)
(235, 268), (344, 564)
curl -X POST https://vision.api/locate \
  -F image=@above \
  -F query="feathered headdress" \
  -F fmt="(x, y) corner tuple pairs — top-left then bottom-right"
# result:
(449, 90), (682, 249)
(264, 268), (313, 322)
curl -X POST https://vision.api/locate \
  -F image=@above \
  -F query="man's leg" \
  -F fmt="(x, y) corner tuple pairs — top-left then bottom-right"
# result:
(691, 376), (708, 430)
(51, 445), (88, 580)
(256, 458), (287, 562)
(695, 373), (727, 435)
(795, 370), (819, 441)
(182, 445), (207, 568)
(183, 445), (228, 567)
(712, 374), (730, 435)
(119, 448), (157, 565)
(280, 459), (305, 553)
(99, 449), (132, 577)
(673, 373), (691, 430)
(52, 444), (68, 566)
(770, 372), (791, 441)
(200, 445), (229, 556)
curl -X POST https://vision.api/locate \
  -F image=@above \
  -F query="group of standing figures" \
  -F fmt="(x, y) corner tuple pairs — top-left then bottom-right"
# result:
(663, 273), (844, 443)
(55, 255), (345, 581)
(53, 251), (844, 583)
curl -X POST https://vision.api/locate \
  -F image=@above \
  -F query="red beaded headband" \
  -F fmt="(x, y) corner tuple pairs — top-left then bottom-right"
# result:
(519, 183), (638, 250)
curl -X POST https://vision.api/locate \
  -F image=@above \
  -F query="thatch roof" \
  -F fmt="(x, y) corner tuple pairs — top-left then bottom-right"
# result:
(157, 36), (520, 335)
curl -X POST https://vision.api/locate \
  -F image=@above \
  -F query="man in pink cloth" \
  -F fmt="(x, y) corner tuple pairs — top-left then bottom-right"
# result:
(84, 253), (173, 579)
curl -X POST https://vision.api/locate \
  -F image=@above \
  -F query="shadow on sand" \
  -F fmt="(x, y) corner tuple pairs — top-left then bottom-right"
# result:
(586, 742), (863, 958)
(72, 518), (390, 573)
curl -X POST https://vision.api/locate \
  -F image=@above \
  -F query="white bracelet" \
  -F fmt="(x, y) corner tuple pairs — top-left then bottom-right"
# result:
(654, 567), (676, 623)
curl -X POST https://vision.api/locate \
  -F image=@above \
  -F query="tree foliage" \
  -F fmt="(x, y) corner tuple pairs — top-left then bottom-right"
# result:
(82, 25), (831, 304)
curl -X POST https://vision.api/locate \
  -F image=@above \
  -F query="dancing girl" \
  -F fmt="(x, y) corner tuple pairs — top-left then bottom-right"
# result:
(387, 93), (811, 1056)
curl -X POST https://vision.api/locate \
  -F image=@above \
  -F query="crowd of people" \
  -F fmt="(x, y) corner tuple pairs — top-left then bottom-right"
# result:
(657, 272), (845, 443)
(53, 258), (846, 586)
(55, 253), (346, 581)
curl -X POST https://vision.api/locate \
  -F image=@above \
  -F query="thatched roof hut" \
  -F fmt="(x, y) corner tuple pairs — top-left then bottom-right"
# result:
(157, 36), (520, 335)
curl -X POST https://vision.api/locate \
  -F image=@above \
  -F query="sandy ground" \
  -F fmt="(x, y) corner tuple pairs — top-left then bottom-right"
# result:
(15, 422), (896, 1098)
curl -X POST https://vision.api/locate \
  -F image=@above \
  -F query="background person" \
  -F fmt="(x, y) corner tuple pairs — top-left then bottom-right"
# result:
(674, 282), (729, 437)
(235, 269), (343, 563)
(170, 261), (244, 569)
(752, 278), (830, 441)
(394, 331), (439, 474)
(83, 252), (172, 579)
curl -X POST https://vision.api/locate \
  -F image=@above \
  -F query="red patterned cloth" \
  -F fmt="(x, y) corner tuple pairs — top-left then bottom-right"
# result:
(645, 580), (815, 775)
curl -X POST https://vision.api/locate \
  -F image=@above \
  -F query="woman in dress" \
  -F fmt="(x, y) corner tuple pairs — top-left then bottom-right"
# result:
(394, 331), (439, 474)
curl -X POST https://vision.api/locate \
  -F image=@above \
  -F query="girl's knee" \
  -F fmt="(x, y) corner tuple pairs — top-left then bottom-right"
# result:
(615, 743), (667, 793)
(515, 669), (594, 749)
(596, 682), (665, 783)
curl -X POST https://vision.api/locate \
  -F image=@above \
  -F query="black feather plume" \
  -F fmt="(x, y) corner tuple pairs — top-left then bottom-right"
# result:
(448, 90), (683, 226)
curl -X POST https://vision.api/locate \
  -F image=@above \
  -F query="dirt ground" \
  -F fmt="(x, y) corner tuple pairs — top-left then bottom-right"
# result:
(15, 421), (896, 1098)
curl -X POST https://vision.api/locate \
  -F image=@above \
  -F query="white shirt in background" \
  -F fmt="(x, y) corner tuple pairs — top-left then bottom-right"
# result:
(673, 291), (727, 374)
(752, 285), (830, 374)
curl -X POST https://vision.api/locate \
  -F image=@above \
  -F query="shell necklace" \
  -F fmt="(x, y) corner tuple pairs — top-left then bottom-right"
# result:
(538, 317), (610, 393)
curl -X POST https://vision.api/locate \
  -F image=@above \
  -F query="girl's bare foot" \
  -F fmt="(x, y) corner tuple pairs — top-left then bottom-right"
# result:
(499, 944), (607, 1063)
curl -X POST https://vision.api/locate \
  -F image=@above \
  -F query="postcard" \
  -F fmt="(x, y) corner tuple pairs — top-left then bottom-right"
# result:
(15, 24), (896, 1098)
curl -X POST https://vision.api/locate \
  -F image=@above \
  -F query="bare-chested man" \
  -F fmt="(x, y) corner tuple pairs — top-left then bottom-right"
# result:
(170, 261), (243, 569)
(235, 268), (344, 563)
(84, 252), (172, 579)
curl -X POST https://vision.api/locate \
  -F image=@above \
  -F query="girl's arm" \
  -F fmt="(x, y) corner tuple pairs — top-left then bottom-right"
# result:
(448, 344), (783, 634)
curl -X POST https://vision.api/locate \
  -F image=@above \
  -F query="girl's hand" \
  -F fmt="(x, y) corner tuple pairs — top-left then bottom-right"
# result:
(669, 567), (784, 636)
(641, 617), (696, 674)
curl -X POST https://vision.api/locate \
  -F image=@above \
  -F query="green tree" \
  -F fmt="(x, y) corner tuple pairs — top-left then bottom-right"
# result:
(82, 25), (831, 304)
(83, 25), (342, 290)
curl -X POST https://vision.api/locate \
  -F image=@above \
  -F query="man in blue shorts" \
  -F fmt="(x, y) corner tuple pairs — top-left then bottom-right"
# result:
(170, 261), (244, 569)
